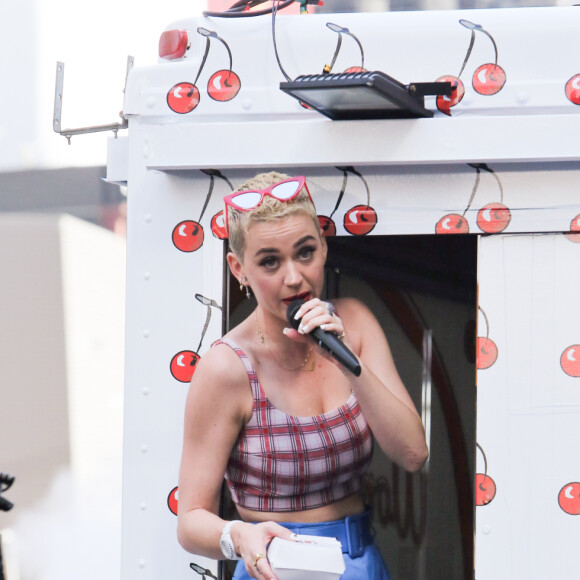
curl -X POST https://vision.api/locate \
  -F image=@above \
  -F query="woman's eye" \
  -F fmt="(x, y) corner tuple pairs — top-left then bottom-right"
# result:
(260, 256), (279, 269)
(298, 246), (315, 259)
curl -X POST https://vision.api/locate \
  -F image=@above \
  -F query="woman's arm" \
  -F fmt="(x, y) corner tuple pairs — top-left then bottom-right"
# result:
(293, 297), (429, 472)
(176, 344), (293, 578)
(336, 297), (428, 471)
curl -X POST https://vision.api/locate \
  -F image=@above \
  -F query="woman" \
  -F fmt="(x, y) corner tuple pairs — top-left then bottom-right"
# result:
(177, 172), (428, 580)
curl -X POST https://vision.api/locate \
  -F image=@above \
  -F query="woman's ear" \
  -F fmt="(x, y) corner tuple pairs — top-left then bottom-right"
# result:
(226, 251), (243, 283)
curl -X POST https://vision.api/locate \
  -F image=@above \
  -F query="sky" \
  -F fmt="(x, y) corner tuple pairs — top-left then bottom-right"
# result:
(0, 0), (209, 171)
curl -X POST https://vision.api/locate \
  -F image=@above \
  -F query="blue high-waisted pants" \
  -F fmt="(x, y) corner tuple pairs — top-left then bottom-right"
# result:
(231, 510), (391, 580)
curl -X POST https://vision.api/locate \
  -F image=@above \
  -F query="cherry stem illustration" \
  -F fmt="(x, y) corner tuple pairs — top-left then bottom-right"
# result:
(483, 164), (504, 203)
(477, 305), (490, 340)
(198, 169), (233, 222)
(462, 164), (481, 217)
(458, 19), (499, 78)
(463, 163), (504, 216)
(197, 27), (234, 73)
(332, 166), (371, 219)
(325, 22), (365, 73)
(200, 168), (234, 190)
(476, 442), (489, 480)
(193, 37), (211, 86)
(195, 293), (222, 352)
(329, 170), (348, 219)
(457, 29), (476, 79)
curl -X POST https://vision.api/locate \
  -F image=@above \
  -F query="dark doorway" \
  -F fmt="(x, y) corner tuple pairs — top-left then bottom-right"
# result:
(325, 234), (477, 580)
(223, 233), (477, 580)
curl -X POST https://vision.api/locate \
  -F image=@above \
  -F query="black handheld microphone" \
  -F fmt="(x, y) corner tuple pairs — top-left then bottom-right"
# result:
(286, 299), (362, 377)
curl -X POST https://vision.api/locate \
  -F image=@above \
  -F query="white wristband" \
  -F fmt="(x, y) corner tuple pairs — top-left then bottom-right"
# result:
(220, 519), (243, 560)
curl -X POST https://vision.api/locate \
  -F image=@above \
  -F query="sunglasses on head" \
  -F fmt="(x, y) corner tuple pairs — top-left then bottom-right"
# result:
(224, 176), (313, 234)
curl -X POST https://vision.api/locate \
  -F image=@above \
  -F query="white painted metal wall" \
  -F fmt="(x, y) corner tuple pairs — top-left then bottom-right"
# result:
(112, 7), (580, 579)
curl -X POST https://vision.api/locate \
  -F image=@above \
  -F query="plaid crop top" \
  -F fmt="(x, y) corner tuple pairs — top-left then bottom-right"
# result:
(217, 338), (374, 512)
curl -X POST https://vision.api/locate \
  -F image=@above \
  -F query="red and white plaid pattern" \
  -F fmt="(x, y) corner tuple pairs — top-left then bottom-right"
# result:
(217, 338), (373, 512)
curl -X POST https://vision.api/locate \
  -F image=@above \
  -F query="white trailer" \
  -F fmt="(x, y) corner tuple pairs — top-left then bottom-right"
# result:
(107, 5), (580, 579)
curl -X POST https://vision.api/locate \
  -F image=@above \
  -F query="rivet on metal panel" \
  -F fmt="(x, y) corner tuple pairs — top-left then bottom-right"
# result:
(516, 92), (529, 105)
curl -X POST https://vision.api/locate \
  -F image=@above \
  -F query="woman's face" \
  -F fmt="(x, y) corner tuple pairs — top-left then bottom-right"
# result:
(233, 212), (327, 321)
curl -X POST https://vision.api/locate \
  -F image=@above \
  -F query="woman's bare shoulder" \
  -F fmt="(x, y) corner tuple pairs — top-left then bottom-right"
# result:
(195, 338), (247, 382)
(187, 337), (253, 410)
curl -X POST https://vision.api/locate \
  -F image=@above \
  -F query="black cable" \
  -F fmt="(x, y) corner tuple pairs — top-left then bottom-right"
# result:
(203, 0), (294, 18)
(272, 0), (292, 81)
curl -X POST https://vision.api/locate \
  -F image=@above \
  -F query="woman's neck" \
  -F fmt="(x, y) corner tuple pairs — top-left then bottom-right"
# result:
(254, 306), (314, 372)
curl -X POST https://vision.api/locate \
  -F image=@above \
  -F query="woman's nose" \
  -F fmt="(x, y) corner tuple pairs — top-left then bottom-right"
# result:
(284, 262), (303, 286)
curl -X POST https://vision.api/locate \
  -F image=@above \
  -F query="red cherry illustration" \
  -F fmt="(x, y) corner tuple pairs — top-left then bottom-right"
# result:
(211, 210), (227, 240)
(344, 205), (377, 236)
(167, 486), (179, 515)
(172, 220), (204, 253)
(475, 443), (496, 506)
(170, 350), (200, 383)
(564, 213), (580, 243)
(477, 337), (498, 369)
(477, 306), (498, 369)
(208, 70), (241, 102)
(472, 63), (506, 96)
(457, 19), (505, 100)
(565, 74), (580, 106)
(318, 215), (336, 237)
(334, 167), (375, 236)
(560, 345), (580, 377)
(475, 473), (497, 506)
(167, 82), (200, 114)
(477, 202), (511, 233)
(435, 213), (469, 234)
(558, 482), (580, 515)
(435, 76), (465, 116)
(344, 66), (366, 73)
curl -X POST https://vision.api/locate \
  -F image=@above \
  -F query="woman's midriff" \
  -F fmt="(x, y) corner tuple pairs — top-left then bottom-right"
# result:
(236, 493), (366, 524)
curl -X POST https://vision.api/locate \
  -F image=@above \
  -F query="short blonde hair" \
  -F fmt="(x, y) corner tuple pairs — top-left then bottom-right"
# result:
(227, 172), (319, 259)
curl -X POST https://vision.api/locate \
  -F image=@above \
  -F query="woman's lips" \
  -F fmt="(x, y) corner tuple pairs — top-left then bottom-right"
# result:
(283, 292), (310, 305)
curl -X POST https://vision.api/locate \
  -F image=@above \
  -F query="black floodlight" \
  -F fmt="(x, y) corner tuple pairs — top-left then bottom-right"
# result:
(280, 71), (453, 120)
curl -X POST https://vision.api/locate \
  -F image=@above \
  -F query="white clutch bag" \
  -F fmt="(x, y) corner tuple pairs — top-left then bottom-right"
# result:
(267, 534), (346, 580)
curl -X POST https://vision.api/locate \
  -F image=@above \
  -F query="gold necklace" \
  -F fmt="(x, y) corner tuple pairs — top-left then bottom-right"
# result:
(254, 310), (314, 372)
